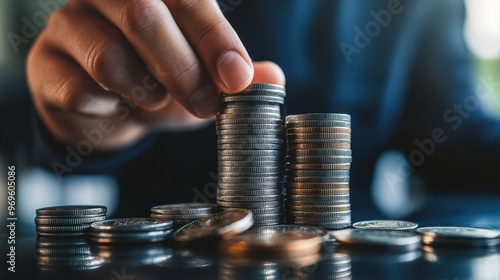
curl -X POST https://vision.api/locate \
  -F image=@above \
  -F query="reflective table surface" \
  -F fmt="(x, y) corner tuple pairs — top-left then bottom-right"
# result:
(3, 193), (500, 280)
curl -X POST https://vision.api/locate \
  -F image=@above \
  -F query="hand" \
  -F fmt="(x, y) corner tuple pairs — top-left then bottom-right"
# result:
(27, 0), (285, 149)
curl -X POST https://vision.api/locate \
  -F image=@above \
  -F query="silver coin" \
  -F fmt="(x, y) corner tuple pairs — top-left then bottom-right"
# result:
(218, 143), (282, 150)
(286, 169), (350, 177)
(218, 172), (280, 178)
(334, 229), (422, 251)
(238, 83), (286, 93)
(36, 237), (89, 247)
(218, 155), (282, 162)
(286, 216), (351, 223)
(219, 160), (281, 167)
(222, 95), (284, 104)
(286, 163), (351, 170)
(287, 220), (351, 230)
(417, 226), (500, 246)
(221, 107), (280, 114)
(218, 194), (281, 202)
(218, 134), (283, 140)
(353, 220), (418, 231)
(217, 183), (281, 190)
(286, 127), (351, 134)
(150, 213), (211, 220)
(286, 138), (351, 144)
(37, 255), (104, 266)
(284, 176), (350, 183)
(217, 112), (282, 120)
(222, 102), (281, 108)
(217, 200), (282, 208)
(286, 133), (351, 140)
(217, 129), (282, 136)
(286, 156), (352, 164)
(218, 206), (283, 215)
(285, 120), (350, 128)
(287, 143), (351, 149)
(218, 188), (281, 196)
(35, 215), (106, 225)
(36, 205), (107, 217)
(286, 188), (350, 195)
(252, 213), (283, 221)
(91, 229), (173, 243)
(287, 210), (351, 218)
(151, 203), (216, 215)
(36, 224), (92, 233)
(216, 118), (283, 125)
(285, 198), (350, 205)
(174, 209), (254, 242)
(285, 194), (350, 202)
(285, 182), (349, 189)
(218, 137), (283, 144)
(219, 176), (282, 184)
(286, 113), (351, 122)
(219, 150), (281, 156)
(219, 166), (281, 173)
(286, 204), (351, 212)
(91, 218), (173, 232)
(252, 220), (282, 227)
(287, 149), (352, 157)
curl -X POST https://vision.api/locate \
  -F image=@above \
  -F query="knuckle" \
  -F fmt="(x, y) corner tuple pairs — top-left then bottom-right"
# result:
(86, 38), (125, 86)
(165, 57), (201, 95)
(193, 19), (228, 46)
(118, 0), (162, 39)
(166, 0), (199, 15)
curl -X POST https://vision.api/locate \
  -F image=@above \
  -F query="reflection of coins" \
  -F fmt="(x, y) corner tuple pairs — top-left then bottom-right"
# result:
(156, 249), (215, 269)
(334, 229), (421, 251)
(417, 226), (500, 247)
(353, 220), (418, 230)
(91, 243), (173, 265)
(36, 237), (103, 271)
(174, 209), (254, 242)
(220, 227), (322, 258)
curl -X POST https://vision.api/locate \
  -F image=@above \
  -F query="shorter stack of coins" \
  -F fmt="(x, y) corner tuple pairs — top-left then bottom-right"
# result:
(35, 205), (107, 237)
(284, 113), (352, 229)
(90, 218), (173, 244)
(216, 83), (286, 227)
(150, 203), (217, 228)
(36, 237), (104, 271)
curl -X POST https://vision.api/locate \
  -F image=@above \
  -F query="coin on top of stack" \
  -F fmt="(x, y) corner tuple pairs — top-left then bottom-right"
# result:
(90, 218), (173, 244)
(150, 203), (217, 228)
(216, 83), (286, 227)
(285, 113), (351, 229)
(35, 205), (107, 237)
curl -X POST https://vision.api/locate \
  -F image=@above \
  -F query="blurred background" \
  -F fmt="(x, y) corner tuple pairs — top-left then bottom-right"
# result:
(0, 0), (500, 234)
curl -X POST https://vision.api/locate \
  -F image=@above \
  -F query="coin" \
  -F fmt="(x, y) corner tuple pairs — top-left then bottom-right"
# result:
(219, 150), (281, 156)
(219, 166), (281, 173)
(287, 143), (351, 149)
(36, 205), (107, 217)
(286, 127), (351, 134)
(287, 210), (351, 218)
(285, 182), (349, 189)
(218, 143), (282, 150)
(286, 156), (352, 164)
(286, 169), (350, 177)
(216, 118), (283, 125)
(286, 133), (351, 140)
(217, 200), (282, 208)
(334, 229), (422, 251)
(217, 189), (281, 196)
(91, 229), (173, 243)
(36, 224), (92, 233)
(91, 218), (173, 232)
(35, 215), (106, 225)
(286, 113), (351, 122)
(286, 188), (350, 195)
(284, 176), (350, 183)
(151, 203), (216, 215)
(286, 163), (351, 170)
(222, 95), (285, 104)
(218, 155), (282, 162)
(353, 220), (418, 230)
(286, 149), (352, 157)
(217, 194), (282, 202)
(285, 120), (351, 128)
(218, 138), (283, 144)
(285, 205), (351, 212)
(417, 226), (500, 247)
(262, 225), (331, 242)
(218, 160), (281, 167)
(218, 183), (281, 190)
(174, 209), (254, 242)
(220, 227), (322, 258)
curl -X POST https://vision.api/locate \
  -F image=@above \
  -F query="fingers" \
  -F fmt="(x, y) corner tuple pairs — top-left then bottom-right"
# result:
(251, 61), (286, 86)
(163, 0), (253, 93)
(44, 7), (168, 111)
(83, 0), (222, 117)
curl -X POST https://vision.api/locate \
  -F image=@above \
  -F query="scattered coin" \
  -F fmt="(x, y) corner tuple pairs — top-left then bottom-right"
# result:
(417, 226), (500, 247)
(334, 229), (422, 251)
(353, 220), (418, 230)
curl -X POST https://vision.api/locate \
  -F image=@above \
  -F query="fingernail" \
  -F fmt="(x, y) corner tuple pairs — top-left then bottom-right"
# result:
(190, 86), (220, 118)
(217, 51), (253, 91)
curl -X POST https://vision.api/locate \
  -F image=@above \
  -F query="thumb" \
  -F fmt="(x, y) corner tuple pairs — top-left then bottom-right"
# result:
(251, 61), (286, 86)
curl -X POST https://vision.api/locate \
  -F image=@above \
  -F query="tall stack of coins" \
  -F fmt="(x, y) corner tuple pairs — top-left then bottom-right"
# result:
(284, 114), (352, 229)
(216, 83), (286, 226)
